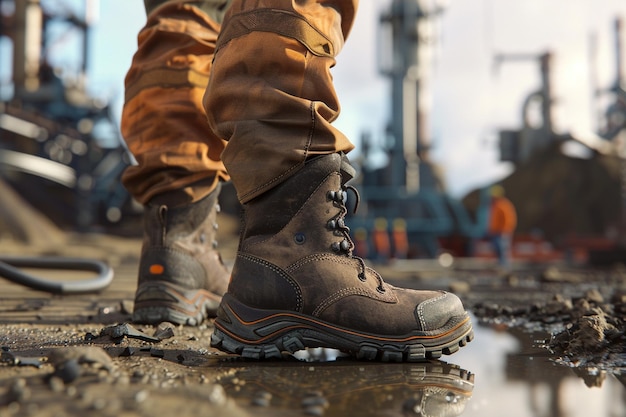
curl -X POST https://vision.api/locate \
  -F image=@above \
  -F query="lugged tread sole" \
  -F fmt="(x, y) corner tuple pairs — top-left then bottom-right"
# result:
(210, 295), (474, 362)
(211, 327), (474, 362)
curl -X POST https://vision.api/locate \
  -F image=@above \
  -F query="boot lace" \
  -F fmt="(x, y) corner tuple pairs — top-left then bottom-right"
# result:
(327, 185), (386, 293)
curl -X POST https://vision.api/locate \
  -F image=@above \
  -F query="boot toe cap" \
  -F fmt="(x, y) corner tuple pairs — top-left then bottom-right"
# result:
(415, 292), (466, 332)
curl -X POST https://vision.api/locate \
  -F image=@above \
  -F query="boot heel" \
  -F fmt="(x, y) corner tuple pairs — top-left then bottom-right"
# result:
(133, 281), (221, 325)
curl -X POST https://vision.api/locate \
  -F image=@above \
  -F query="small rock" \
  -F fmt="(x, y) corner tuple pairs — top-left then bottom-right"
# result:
(53, 358), (81, 384)
(4, 379), (31, 404)
(506, 274), (520, 287)
(251, 391), (272, 407)
(91, 398), (107, 411)
(120, 300), (134, 315)
(584, 289), (604, 304)
(303, 405), (326, 416)
(100, 323), (161, 343)
(48, 376), (65, 393)
(541, 266), (561, 282)
(449, 281), (470, 294)
(206, 384), (228, 406)
(153, 323), (175, 341)
(544, 295), (573, 315)
(48, 346), (114, 373)
(135, 390), (149, 403)
(120, 347), (136, 357)
(301, 395), (329, 408)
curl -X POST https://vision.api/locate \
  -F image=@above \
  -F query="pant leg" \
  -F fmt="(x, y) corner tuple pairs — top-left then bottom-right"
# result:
(121, 0), (231, 207)
(203, 0), (358, 203)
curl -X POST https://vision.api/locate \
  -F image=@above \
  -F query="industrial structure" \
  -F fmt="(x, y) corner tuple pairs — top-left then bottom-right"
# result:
(351, 0), (489, 259)
(353, 3), (626, 261)
(0, 0), (137, 233)
(1, 0), (626, 262)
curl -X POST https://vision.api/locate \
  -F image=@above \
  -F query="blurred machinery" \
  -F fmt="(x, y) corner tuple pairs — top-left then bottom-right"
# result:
(0, 0), (138, 233)
(3, 0), (624, 263)
(496, 51), (558, 165)
(351, 0), (489, 259)
(496, 17), (625, 165)
(354, 2), (626, 262)
(488, 17), (626, 263)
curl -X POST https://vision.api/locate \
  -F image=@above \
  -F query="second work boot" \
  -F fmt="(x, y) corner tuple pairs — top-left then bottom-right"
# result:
(211, 154), (473, 361)
(133, 183), (230, 325)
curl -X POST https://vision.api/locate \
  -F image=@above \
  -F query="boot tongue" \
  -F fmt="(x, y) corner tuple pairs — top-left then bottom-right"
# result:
(305, 152), (355, 183)
(338, 152), (356, 184)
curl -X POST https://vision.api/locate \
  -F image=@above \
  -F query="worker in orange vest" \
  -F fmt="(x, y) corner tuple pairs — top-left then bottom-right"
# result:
(487, 185), (517, 267)
(372, 217), (391, 261)
(392, 218), (409, 259)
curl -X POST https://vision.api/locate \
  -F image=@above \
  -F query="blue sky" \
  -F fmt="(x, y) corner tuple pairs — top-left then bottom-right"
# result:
(3, 0), (626, 197)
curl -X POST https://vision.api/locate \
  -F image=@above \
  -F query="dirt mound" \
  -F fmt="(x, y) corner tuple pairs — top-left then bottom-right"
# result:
(472, 271), (626, 369)
(464, 142), (622, 243)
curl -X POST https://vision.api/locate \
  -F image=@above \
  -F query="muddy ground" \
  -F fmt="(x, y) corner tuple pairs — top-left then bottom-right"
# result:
(0, 225), (625, 416)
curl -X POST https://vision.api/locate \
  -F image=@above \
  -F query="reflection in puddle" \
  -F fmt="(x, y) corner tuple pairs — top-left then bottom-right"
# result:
(203, 317), (626, 416)
(213, 359), (474, 416)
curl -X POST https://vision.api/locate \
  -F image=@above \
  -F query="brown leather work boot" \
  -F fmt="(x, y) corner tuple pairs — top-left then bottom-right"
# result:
(211, 154), (473, 361)
(133, 183), (230, 325)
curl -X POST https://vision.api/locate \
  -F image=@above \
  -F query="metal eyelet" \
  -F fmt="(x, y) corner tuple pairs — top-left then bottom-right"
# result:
(294, 232), (306, 245)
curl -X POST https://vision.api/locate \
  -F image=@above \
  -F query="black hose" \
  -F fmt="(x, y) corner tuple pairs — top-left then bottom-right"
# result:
(0, 256), (114, 294)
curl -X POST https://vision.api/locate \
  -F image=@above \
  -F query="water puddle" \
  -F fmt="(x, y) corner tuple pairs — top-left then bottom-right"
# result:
(448, 317), (625, 417)
(206, 315), (626, 416)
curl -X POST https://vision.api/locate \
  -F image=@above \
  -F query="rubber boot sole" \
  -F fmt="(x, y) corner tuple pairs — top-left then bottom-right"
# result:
(133, 280), (222, 326)
(211, 294), (474, 362)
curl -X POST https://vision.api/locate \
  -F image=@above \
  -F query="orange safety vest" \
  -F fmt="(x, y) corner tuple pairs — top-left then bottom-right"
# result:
(488, 197), (517, 235)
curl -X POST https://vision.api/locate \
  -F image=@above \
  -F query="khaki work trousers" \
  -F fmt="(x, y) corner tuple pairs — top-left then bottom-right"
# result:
(122, 0), (358, 206)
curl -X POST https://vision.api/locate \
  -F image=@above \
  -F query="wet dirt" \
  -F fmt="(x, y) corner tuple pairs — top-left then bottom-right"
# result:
(1, 232), (625, 416)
